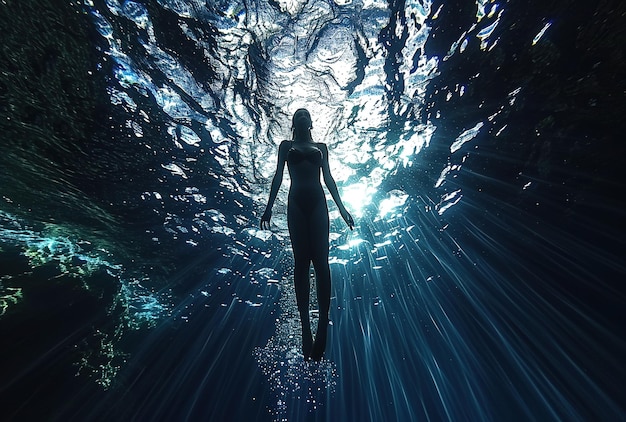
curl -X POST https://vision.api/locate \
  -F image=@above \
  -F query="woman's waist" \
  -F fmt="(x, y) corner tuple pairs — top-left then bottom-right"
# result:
(288, 183), (325, 195)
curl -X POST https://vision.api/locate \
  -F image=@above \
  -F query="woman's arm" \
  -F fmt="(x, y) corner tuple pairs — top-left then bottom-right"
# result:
(260, 141), (289, 229)
(320, 143), (354, 230)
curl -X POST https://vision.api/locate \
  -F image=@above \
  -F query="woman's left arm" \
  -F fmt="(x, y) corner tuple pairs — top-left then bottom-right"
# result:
(260, 141), (289, 230)
(320, 143), (354, 230)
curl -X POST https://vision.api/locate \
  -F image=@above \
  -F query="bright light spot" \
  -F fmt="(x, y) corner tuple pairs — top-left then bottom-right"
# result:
(338, 237), (366, 250)
(532, 22), (552, 46)
(437, 189), (463, 215)
(451, 122), (484, 153)
(379, 189), (409, 217)
(341, 181), (377, 218)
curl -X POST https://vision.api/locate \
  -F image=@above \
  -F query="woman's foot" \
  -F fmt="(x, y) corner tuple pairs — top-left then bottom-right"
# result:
(302, 328), (313, 360)
(310, 318), (329, 361)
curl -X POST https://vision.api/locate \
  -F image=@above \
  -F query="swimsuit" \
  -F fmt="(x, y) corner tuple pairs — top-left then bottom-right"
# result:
(287, 142), (329, 262)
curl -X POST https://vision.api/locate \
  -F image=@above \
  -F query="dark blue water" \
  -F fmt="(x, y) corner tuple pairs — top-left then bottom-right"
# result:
(1, 0), (624, 421)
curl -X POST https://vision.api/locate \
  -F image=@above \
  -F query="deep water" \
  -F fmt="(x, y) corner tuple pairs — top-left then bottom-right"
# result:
(0, 0), (624, 421)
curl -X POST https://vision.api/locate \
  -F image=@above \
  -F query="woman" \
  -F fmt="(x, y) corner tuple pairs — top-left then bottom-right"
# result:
(260, 108), (354, 361)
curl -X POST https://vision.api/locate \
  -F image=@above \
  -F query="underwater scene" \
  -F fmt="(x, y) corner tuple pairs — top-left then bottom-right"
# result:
(0, 0), (624, 420)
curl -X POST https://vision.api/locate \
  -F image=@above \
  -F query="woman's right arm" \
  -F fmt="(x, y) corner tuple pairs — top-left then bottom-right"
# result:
(320, 143), (354, 230)
(260, 141), (289, 229)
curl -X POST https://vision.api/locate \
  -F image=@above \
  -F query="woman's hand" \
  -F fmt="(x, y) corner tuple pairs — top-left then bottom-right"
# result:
(341, 209), (354, 230)
(260, 209), (272, 230)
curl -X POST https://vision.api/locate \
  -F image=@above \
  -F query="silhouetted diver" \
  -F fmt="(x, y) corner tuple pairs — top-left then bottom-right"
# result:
(261, 108), (354, 361)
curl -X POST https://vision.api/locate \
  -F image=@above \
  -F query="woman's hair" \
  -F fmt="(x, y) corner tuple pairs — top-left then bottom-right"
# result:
(292, 108), (313, 141)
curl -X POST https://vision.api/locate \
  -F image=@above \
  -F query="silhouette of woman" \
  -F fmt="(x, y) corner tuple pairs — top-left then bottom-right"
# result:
(260, 108), (354, 361)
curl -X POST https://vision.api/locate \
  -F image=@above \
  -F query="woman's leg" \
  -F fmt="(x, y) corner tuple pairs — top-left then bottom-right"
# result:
(309, 201), (331, 361)
(288, 201), (313, 359)
(294, 257), (313, 359)
(310, 259), (330, 361)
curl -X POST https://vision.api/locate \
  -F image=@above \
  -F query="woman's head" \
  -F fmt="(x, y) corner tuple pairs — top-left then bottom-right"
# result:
(292, 108), (313, 141)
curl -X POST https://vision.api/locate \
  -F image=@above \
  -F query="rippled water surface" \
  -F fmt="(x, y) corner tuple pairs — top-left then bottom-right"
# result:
(1, 0), (624, 421)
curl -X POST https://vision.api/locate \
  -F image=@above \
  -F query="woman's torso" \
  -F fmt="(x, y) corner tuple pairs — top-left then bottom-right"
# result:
(287, 141), (323, 191)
